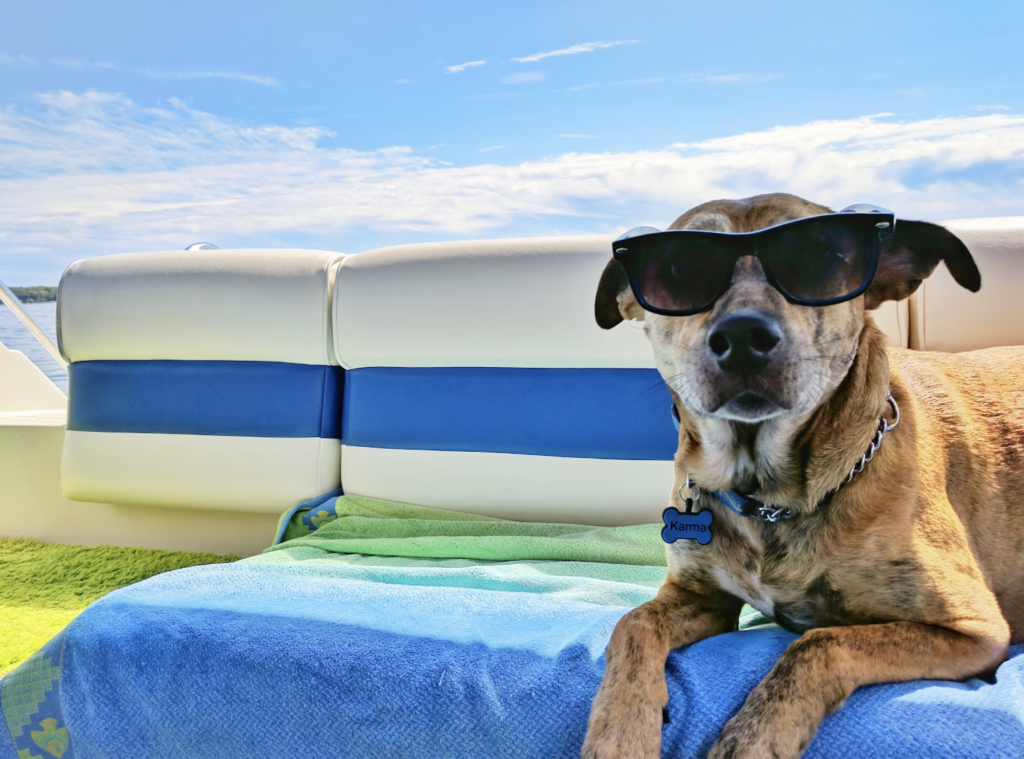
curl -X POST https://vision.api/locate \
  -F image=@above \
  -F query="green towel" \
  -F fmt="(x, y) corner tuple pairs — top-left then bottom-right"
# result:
(267, 494), (666, 566)
(259, 494), (775, 628)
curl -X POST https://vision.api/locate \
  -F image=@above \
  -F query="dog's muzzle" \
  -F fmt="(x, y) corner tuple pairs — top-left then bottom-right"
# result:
(707, 309), (783, 376)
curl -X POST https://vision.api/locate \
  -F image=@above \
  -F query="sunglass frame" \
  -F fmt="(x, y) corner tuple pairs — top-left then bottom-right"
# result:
(612, 211), (896, 317)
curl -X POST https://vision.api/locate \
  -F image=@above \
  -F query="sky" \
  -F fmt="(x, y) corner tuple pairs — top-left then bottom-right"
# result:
(2, 0), (1023, 284)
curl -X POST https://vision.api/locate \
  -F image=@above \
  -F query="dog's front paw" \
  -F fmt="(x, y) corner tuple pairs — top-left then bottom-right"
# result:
(708, 706), (811, 759)
(580, 723), (661, 759)
(580, 695), (663, 759)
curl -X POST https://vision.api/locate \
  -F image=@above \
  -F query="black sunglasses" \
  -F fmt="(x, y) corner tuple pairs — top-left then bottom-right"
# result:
(612, 205), (896, 316)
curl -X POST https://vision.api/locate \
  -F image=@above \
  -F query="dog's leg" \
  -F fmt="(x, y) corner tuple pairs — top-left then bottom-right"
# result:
(709, 619), (1011, 759)
(581, 578), (741, 759)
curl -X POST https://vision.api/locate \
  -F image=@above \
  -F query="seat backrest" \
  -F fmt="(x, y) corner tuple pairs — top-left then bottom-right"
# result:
(333, 235), (909, 526)
(909, 217), (1024, 352)
(59, 248), (344, 513)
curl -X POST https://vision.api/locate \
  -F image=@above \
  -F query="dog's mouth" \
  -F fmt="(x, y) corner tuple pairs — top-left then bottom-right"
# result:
(712, 390), (786, 422)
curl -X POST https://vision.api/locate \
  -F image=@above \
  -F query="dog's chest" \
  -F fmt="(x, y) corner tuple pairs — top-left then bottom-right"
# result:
(668, 519), (847, 633)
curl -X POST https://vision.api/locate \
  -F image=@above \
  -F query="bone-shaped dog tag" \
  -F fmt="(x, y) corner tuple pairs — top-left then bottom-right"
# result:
(661, 504), (713, 545)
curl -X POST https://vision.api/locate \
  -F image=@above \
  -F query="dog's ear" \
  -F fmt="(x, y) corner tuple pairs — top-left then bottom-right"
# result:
(864, 220), (981, 309)
(595, 259), (645, 329)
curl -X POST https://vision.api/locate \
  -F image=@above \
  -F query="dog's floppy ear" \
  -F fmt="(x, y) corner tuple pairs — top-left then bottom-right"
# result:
(595, 259), (645, 329)
(864, 220), (981, 310)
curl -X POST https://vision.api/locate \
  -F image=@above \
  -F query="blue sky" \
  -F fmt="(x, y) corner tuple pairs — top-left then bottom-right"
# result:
(2, 0), (1024, 283)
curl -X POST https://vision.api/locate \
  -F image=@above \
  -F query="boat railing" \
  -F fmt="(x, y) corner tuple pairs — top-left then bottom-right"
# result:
(0, 276), (68, 370)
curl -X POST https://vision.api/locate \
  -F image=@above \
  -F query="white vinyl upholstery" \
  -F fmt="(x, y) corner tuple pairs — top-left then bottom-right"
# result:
(62, 432), (340, 513)
(59, 249), (343, 364)
(59, 248), (345, 513)
(342, 447), (673, 525)
(910, 217), (1024, 352)
(334, 236), (654, 369)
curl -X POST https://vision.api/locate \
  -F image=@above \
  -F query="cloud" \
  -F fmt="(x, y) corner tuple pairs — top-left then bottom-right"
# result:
(139, 69), (279, 86)
(976, 104), (1011, 112)
(3, 93), (1024, 282)
(51, 58), (118, 69)
(394, 78), (411, 84)
(557, 134), (596, 138)
(501, 71), (546, 85)
(512, 40), (637, 63)
(0, 52), (37, 64)
(445, 60), (486, 74)
(47, 57), (279, 86)
(479, 145), (505, 153)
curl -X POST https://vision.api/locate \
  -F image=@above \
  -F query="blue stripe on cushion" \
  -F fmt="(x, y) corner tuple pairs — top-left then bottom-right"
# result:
(342, 367), (677, 460)
(68, 360), (342, 438)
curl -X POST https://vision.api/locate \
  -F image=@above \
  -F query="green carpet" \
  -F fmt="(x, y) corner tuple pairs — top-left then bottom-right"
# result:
(0, 538), (236, 677)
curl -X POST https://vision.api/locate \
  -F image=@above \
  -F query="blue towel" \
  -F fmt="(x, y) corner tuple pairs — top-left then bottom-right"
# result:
(3, 558), (1023, 758)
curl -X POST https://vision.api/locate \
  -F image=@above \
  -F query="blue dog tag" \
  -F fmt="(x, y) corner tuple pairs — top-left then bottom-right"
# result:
(662, 504), (713, 545)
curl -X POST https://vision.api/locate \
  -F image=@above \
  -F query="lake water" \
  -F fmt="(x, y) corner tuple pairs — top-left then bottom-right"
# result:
(0, 302), (68, 392)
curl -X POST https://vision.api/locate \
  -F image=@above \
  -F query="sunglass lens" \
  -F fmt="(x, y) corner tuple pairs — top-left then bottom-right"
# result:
(628, 235), (733, 313)
(766, 218), (876, 303)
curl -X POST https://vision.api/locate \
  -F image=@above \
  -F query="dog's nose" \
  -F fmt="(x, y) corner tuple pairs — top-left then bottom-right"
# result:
(707, 310), (783, 375)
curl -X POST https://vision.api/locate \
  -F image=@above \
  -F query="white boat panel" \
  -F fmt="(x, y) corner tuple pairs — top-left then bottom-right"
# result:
(0, 419), (279, 556)
(0, 340), (66, 413)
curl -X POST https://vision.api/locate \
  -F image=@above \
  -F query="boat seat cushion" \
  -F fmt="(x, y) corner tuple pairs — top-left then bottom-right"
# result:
(58, 249), (344, 513)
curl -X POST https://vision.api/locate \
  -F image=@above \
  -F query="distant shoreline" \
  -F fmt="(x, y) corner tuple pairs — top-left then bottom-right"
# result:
(6, 287), (57, 303)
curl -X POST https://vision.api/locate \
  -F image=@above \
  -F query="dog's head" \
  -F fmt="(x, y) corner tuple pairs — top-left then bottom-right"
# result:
(595, 193), (980, 424)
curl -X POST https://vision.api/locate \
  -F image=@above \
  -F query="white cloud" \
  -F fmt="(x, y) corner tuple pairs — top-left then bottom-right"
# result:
(479, 145), (505, 153)
(557, 134), (597, 138)
(394, 78), (411, 84)
(512, 40), (637, 63)
(47, 57), (279, 86)
(975, 104), (1010, 112)
(3, 93), (1024, 282)
(445, 60), (486, 74)
(139, 69), (279, 86)
(0, 52), (36, 64)
(501, 71), (546, 85)
(51, 58), (118, 69)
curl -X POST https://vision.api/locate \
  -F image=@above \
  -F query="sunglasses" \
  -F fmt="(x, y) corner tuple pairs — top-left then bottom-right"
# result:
(612, 206), (896, 316)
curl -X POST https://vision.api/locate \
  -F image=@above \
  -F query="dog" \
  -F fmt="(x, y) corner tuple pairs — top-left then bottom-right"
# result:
(581, 193), (1024, 758)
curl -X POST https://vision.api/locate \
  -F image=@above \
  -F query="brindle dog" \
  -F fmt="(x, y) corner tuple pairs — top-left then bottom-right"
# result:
(581, 193), (1024, 758)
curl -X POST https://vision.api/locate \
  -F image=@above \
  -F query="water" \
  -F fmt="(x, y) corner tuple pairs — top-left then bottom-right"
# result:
(0, 302), (68, 393)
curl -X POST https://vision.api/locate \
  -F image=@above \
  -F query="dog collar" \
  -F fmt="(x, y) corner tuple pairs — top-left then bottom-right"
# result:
(670, 393), (900, 523)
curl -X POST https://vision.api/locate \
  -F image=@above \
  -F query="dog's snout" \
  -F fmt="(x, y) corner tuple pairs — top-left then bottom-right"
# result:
(707, 310), (783, 375)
